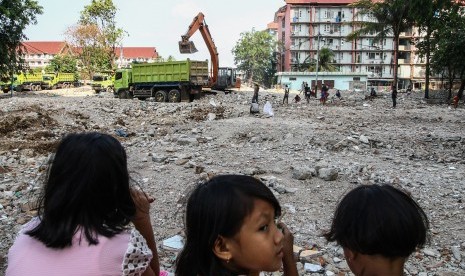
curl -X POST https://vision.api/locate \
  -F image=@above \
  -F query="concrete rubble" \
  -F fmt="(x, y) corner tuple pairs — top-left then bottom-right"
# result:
(0, 87), (464, 275)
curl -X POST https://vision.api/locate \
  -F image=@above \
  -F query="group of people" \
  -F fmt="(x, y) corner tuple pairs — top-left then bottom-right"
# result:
(6, 132), (430, 276)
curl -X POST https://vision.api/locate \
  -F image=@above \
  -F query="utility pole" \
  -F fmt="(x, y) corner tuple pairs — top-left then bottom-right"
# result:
(315, 32), (321, 96)
(10, 59), (14, 98)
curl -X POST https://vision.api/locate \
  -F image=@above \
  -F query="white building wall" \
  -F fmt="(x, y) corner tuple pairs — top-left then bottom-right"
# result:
(284, 3), (424, 86)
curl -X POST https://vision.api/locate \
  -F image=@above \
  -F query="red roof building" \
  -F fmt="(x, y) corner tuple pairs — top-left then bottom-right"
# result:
(21, 41), (159, 68)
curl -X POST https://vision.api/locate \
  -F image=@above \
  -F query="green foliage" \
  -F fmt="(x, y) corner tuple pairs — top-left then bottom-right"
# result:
(0, 0), (43, 76)
(410, 0), (450, 97)
(232, 29), (277, 87)
(307, 47), (337, 72)
(67, 0), (124, 77)
(428, 4), (465, 98)
(45, 55), (78, 74)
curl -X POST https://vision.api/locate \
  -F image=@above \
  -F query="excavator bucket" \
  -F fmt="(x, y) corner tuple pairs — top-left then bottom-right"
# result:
(179, 41), (198, 54)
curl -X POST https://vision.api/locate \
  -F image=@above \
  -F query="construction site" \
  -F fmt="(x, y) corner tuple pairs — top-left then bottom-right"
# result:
(0, 86), (464, 275)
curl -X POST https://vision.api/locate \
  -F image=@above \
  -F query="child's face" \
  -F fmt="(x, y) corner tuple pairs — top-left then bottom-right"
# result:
(225, 199), (284, 274)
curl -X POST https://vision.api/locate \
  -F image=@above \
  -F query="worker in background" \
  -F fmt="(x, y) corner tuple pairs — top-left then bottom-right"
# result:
(453, 95), (459, 109)
(252, 83), (259, 103)
(304, 83), (311, 103)
(283, 85), (290, 105)
(391, 85), (398, 108)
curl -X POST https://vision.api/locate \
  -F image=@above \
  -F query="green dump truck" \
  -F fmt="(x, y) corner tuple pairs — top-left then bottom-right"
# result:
(114, 59), (209, 102)
(91, 72), (114, 93)
(13, 73), (44, 92)
(42, 73), (75, 89)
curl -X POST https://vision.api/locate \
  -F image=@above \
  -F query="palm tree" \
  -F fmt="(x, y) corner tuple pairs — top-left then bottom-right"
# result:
(347, 0), (413, 90)
(307, 47), (337, 72)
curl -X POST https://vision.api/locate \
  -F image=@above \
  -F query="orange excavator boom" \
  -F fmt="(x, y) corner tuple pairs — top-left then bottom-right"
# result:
(179, 12), (219, 86)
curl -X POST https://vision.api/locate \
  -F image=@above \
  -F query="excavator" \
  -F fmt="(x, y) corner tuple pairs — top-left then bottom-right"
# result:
(179, 12), (240, 91)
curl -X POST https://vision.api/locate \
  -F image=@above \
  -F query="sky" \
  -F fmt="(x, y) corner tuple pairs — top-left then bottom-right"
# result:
(25, 0), (286, 67)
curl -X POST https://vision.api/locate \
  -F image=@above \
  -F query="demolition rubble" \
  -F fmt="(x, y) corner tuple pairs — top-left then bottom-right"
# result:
(0, 87), (464, 275)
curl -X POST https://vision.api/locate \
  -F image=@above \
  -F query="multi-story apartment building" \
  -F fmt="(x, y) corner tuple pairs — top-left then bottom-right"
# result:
(270, 0), (434, 90)
(21, 41), (159, 69)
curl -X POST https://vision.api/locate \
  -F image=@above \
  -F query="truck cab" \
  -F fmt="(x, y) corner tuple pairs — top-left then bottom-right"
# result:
(91, 73), (114, 93)
(42, 74), (56, 89)
(113, 69), (132, 99)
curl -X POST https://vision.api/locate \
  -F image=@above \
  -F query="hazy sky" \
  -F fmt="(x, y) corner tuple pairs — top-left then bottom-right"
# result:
(25, 0), (285, 67)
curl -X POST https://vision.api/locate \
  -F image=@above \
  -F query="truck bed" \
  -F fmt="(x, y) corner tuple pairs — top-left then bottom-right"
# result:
(132, 59), (209, 86)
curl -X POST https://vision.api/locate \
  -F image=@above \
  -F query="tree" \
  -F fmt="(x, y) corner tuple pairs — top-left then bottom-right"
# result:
(308, 47), (337, 72)
(410, 0), (449, 98)
(67, 0), (124, 76)
(66, 24), (110, 79)
(80, 0), (124, 67)
(45, 54), (78, 74)
(232, 29), (277, 87)
(429, 4), (465, 100)
(347, 0), (413, 90)
(0, 0), (43, 77)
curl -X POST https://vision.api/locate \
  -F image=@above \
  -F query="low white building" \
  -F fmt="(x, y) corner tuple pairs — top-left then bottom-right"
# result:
(276, 71), (367, 91)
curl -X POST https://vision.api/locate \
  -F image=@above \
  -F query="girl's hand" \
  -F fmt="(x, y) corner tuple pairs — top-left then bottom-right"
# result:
(130, 188), (154, 220)
(278, 222), (298, 276)
(130, 188), (160, 276)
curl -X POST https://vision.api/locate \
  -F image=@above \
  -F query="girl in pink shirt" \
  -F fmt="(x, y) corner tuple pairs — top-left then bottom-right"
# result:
(7, 132), (162, 276)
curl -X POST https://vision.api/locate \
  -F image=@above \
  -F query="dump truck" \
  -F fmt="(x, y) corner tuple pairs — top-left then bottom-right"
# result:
(91, 72), (114, 93)
(42, 73), (75, 89)
(11, 73), (44, 92)
(113, 59), (209, 102)
(179, 12), (239, 91)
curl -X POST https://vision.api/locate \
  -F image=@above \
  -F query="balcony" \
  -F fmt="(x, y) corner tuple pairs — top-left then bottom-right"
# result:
(398, 59), (409, 64)
(398, 45), (411, 51)
(400, 32), (413, 37)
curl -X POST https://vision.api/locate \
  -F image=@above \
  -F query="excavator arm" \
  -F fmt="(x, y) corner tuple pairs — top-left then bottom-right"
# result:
(179, 12), (219, 86)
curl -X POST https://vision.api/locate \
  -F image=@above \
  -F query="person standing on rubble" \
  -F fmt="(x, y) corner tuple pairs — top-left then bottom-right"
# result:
(283, 85), (290, 105)
(391, 85), (398, 108)
(304, 83), (311, 103)
(252, 83), (259, 103)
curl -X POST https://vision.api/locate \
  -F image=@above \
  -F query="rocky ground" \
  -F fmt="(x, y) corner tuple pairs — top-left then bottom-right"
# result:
(0, 86), (464, 275)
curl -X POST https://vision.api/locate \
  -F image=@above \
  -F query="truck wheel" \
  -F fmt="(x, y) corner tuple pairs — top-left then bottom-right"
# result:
(118, 90), (127, 99)
(168, 89), (181, 102)
(16, 86), (22, 92)
(154, 90), (167, 102)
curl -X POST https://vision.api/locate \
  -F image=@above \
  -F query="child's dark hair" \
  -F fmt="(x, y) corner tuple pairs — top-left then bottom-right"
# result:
(324, 184), (429, 258)
(175, 175), (281, 276)
(27, 132), (136, 248)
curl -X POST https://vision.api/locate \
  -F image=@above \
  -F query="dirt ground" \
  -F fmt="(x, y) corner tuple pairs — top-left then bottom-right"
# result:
(0, 86), (464, 275)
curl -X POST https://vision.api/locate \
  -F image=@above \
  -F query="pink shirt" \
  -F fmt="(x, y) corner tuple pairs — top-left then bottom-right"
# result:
(7, 218), (152, 276)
